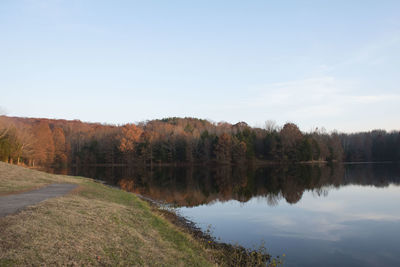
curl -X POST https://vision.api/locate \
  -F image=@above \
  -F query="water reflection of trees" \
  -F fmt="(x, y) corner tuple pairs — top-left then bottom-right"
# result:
(70, 164), (400, 207)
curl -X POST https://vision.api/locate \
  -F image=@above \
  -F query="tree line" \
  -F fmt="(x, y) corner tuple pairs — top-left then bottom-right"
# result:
(0, 116), (399, 167)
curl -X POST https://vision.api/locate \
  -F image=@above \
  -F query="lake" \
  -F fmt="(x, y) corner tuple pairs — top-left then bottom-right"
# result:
(62, 163), (400, 267)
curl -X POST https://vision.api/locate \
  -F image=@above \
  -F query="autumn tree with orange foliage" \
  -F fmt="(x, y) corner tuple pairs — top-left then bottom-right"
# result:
(118, 124), (143, 164)
(31, 121), (55, 166)
(53, 127), (68, 167)
(214, 133), (232, 163)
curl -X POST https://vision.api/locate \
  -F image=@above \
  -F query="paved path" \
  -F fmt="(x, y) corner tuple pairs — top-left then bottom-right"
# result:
(0, 183), (78, 217)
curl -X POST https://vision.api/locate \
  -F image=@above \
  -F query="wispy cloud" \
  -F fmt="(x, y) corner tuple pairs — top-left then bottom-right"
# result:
(249, 76), (398, 113)
(218, 76), (400, 131)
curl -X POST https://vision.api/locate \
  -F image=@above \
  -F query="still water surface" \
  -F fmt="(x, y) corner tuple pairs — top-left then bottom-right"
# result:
(62, 163), (400, 267)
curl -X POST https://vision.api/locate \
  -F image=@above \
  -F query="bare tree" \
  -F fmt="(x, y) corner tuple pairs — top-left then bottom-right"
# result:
(264, 120), (278, 133)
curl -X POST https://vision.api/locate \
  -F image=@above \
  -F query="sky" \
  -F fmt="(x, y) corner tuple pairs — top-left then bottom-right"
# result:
(0, 0), (399, 133)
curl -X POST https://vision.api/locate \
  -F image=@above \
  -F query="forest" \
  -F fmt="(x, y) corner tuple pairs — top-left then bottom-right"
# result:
(0, 116), (399, 167)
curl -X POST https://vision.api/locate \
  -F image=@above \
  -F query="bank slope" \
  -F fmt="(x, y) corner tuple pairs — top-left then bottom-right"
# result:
(0, 162), (214, 266)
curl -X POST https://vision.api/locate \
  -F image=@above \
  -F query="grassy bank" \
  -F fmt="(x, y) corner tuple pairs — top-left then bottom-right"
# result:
(0, 162), (216, 266)
(0, 162), (282, 266)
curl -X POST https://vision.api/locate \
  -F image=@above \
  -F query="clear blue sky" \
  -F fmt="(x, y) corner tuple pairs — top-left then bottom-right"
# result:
(1, 0), (399, 132)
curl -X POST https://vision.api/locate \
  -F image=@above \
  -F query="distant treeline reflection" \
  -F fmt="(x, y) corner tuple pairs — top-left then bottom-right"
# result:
(67, 164), (400, 207)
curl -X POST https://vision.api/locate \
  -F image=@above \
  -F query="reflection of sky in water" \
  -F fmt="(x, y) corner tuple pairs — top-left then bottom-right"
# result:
(178, 184), (400, 267)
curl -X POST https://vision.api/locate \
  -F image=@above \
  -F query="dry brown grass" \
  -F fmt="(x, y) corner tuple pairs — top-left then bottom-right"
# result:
(0, 163), (214, 266)
(0, 162), (77, 194)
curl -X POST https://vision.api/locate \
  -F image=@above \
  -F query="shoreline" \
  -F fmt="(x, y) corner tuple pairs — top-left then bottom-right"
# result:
(137, 194), (278, 266)
(0, 162), (279, 266)
(0, 162), (215, 266)
(99, 179), (275, 266)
